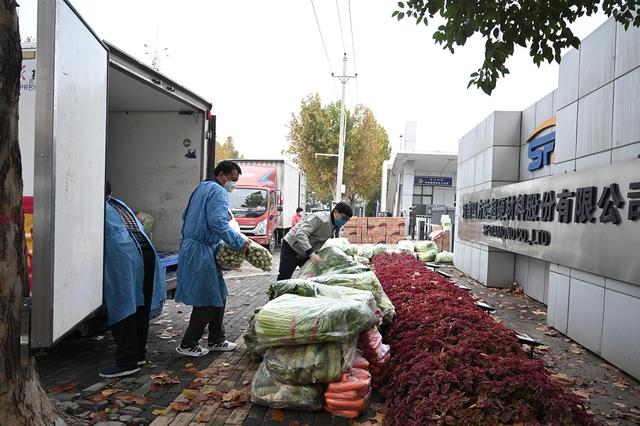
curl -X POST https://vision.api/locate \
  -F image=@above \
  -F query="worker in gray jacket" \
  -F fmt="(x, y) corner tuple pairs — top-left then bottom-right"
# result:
(277, 202), (353, 280)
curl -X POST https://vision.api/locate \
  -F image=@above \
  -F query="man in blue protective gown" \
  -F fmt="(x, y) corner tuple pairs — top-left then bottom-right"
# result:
(175, 160), (249, 356)
(102, 182), (166, 378)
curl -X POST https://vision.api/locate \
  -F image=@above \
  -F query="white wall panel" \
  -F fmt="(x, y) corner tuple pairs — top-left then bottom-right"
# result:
(579, 18), (616, 97)
(555, 101), (578, 163)
(601, 291), (640, 379)
(491, 146), (519, 181)
(613, 67), (640, 147)
(535, 92), (555, 125)
(576, 83), (614, 157)
(575, 150), (611, 171)
(611, 143), (640, 164)
(494, 111), (522, 146)
(568, 278), (605, 354)
(558, 49), (580, 110)
(520, 104), (537, 145)
(615, 22), (640, 78)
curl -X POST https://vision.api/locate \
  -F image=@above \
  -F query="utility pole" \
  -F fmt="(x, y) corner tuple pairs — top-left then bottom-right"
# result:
(332, 53), (356, 204)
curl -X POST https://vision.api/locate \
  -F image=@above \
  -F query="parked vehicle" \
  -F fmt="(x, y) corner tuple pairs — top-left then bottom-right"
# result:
(229, 160), (306, 252)
(19, 0), (215, 348)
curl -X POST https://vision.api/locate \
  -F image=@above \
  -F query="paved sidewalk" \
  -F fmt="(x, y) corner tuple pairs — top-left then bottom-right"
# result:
(39, 272), (273, 425)
(38, 258), (640, 425)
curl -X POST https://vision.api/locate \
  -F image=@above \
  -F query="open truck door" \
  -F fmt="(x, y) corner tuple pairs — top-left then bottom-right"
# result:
(31, 0), (108, 348)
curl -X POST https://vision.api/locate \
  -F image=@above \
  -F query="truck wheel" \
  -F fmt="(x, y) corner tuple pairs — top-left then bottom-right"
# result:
(267, 234), (276, 253)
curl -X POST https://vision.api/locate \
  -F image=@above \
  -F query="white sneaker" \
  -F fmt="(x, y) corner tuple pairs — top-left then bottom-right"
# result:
(208, 340), (237, 352)
(176, 344), (209, 357)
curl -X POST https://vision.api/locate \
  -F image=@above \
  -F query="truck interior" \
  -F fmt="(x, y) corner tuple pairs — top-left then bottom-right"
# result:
(105, 46), (209, 254)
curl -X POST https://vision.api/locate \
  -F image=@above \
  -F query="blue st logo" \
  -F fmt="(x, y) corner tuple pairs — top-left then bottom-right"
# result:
(526, 117), (556, 171)
(527, 131), (555, 171)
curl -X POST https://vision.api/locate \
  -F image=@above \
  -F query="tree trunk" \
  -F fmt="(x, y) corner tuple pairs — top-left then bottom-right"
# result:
(0, 1), (62, 424)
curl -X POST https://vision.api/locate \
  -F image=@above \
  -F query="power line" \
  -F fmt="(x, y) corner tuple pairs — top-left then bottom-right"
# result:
(335, 0), (347, 54)
(347, 0), (359, 104)
(310, 0), (339, 99)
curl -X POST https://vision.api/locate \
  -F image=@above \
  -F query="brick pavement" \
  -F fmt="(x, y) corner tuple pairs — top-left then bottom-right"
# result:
(39, 271), (275, 425)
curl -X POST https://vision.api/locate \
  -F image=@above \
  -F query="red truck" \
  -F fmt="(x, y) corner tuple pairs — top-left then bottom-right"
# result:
(229, 160), (306, 252)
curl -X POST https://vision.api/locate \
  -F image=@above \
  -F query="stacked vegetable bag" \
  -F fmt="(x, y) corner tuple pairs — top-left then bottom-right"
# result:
(248, 294), (377, 411)
(414, 240), (438, 262)
(372, 253), (595, 425)
(216, 239), (273, 271)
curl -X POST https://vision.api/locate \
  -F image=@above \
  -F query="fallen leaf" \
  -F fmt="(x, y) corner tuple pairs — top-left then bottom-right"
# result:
(86, 393), (109, 403)
(532, 310), (546, 316)
(221, 389), (249, 408)
(550, 372), (575, 387)
(187, 380), (203, 390)
(118, 394), (148, 405)
(612, 381), (627, 389)
(195, 412), (213, 422)
(574, 390), (590, 401)
(545, 330), (560, 337)
(613, 402), (626, 409)
(369, 410), (385, 423)
(242, 380), (251, 385)
(181, 389), (198, 400)
(48, 383), (77, 394)
(288, 422), (301, 426)
(101, 388), (117, 397)
(151, 408), (166, 416)
(272, 409), (286, 421)
(169, 402), (192, 412)
(151, 372), (181, 386)
(184, 363), (194, 368)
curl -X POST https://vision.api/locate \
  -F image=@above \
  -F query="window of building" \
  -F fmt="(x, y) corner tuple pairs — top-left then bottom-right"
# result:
(412, 185), (433, 207)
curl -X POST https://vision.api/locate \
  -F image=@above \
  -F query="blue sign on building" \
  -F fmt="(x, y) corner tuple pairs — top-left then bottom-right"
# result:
(414, 176), (453, 187)
(527, 118), (556, 171)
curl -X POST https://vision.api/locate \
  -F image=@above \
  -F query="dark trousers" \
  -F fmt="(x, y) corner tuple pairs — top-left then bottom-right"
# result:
(277, 241), (308, 281)
(111, 246), (155, 369)
(181, 302), (226, 347)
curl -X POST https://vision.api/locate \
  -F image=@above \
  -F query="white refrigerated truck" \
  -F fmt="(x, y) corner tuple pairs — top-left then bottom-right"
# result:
(19, 0), (216, 349)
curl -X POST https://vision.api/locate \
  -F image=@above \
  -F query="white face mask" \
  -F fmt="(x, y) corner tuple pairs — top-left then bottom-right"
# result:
(224, 181), (237, 193)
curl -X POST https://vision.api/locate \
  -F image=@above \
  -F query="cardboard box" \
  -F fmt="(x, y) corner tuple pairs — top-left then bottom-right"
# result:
(343, 227), (358, 237)
(387, 217), (405, 227)
(369, 226), (387, 236)
(386, 226), (402, 236)
(370, 235), (386, 244)
(367, 218), (387, 227)
(361, 236), (374, 244)
(348, 235), (362, 244)
(386, 235), (404, 245)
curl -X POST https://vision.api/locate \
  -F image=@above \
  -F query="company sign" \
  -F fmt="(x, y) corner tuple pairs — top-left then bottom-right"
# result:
(459, 160), (640, 284)
(414, 176), (453, 187)
(527, 117), (555, 171)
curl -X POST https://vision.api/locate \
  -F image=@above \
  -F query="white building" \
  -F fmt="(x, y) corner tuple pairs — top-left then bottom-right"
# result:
(381, 122), (457, 219)
(455, 19), (640, 380)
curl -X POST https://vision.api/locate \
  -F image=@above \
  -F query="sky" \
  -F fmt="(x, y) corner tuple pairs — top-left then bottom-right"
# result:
(17, 0), (608, 158)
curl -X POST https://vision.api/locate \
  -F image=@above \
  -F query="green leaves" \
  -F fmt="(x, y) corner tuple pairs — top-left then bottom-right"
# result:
(392, 0), (640, 94)
(286, 95), (390, 202)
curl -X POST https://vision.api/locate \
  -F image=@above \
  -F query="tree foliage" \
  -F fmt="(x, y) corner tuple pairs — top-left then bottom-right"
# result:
(215, 136), (243, 161)
(286, 94), (391, 205)
(393, 0), (640, 94)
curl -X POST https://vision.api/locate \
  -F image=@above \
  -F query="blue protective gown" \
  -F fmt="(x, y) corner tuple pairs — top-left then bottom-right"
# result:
(104, 197), (167, 326)
(175, 180), (245, 307)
